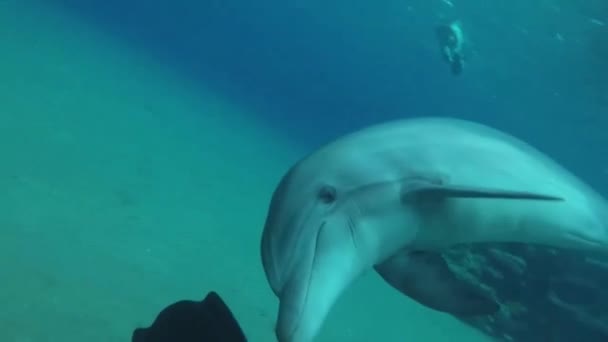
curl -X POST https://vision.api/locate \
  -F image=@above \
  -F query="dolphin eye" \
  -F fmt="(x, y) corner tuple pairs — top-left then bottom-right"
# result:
(318, 186), (337, 204)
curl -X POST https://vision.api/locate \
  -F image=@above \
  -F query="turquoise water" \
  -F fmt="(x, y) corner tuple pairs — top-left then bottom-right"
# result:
(1, 1), (607, 341)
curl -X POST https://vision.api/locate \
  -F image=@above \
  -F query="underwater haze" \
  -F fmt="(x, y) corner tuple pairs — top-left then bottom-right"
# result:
(1, 0), (607, 341)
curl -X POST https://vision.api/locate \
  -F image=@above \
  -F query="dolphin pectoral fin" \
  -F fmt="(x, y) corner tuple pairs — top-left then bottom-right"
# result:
(375, 250), (499, 316)
(401, 178), (564, 201)
(275, 216), (365, 342)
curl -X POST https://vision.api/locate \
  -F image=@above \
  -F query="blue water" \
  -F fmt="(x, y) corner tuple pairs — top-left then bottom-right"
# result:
(4, 0), (608, 341)
(53, 0), (607, 170)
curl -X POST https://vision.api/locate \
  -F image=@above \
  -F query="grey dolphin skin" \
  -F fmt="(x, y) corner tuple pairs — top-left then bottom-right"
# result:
(260, 117), (608, 342)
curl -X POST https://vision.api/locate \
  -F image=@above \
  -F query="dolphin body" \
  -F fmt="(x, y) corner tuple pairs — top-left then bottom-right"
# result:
(260, 117), (608, 342)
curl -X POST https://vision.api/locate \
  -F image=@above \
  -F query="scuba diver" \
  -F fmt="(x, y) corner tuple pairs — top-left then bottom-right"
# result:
(132, 291), (247, 342)
(435, 20), (465, 75)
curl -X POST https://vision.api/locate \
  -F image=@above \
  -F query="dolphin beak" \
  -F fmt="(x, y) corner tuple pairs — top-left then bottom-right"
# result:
(275, 215), (364, 342)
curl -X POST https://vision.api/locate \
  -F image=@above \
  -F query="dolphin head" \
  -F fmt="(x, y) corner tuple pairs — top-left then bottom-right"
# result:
(260, 161), (358, 342)
(260, 150), (415, 341)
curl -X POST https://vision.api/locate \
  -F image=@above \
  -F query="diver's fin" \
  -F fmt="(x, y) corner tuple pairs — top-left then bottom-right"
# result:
(131, 291), (247, 342)
(374, 250), (499, 316)
(400, 178), (564, 202)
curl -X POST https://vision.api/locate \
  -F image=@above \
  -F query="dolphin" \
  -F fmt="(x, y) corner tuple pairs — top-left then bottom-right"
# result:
(260, 117), (608, 342)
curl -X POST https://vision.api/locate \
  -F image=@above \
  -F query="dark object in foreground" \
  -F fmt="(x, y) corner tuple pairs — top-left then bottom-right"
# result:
(132, 291), (247, 342)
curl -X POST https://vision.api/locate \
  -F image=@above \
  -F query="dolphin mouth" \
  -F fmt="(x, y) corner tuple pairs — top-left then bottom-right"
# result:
(277, 220), (326, 340)
(295, 220), (326, 315)
(346, 215), (359, 250)
(276, 216), (363, 342)
(264, 203), (318, 296)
